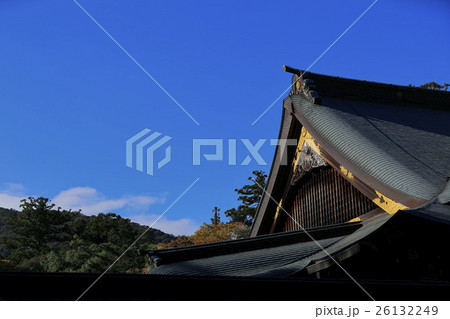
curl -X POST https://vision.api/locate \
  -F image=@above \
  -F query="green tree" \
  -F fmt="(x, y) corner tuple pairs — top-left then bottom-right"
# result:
(52, 213), (155, 273)
(409, 82), (449, 91)
(3, 198), (160, 273)
(190, 222), (249, 245)
(5, 197), (77, 270)
(210, 207), (221, 225)
(157, 235), (194, 249)
(224, 170), (267, 227)
(419, 82), (449, 91)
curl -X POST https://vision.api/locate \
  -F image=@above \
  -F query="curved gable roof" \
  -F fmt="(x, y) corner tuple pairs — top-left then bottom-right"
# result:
(251, 68), (450, 236)
(290, 93), (450, 201)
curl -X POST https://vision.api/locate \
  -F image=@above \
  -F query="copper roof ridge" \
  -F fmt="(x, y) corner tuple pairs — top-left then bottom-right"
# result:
(283, 65), (450, 109)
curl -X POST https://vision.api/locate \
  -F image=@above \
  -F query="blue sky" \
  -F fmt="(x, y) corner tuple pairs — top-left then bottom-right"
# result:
(0, 0), (449, 235)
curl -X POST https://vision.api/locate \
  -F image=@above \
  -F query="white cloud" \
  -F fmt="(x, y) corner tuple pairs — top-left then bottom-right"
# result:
(2, 183), (26, 194)
(129, 214), (199, 236)
(0, 183), (27, 210)
(0, 184), (198, 236)
(52, 187), (165, 215)
(0, 193), (23, 210)
(52, 188), (200, 235)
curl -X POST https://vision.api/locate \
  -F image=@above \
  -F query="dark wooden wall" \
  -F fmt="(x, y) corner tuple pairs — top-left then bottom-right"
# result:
(282, 166), (377, 231)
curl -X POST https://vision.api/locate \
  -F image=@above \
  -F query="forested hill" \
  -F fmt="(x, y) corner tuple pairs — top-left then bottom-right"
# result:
(0, 202), (176, 273)
(0, 208), (17, 258)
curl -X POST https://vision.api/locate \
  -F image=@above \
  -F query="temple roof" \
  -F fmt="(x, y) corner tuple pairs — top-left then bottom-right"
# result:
(146, 68), (450, 282)
(147, 221), (363, 277)
(251, 68), (450, 235)
(146, 203), (450, 278)
(289, 93), (450, 201)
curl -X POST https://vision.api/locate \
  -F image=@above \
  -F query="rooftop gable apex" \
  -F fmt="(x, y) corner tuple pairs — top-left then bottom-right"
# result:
(283, 65), (450, 110)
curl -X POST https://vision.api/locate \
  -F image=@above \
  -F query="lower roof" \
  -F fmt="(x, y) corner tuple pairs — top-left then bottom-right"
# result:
(147, 201), (450, 278)
(147, 214), (389, 278)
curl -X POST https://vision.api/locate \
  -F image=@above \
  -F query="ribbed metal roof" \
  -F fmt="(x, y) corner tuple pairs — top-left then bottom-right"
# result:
(149, 237), (341, 277)
(405, 201), (450, 225)
(290, 94), (450, 201)
(146, 218), (394, 278)
(147, 206), (448, 278)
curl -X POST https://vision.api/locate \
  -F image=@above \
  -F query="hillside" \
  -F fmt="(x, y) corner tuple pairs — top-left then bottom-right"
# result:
(0, 207), (18, 259)
(0, 204), (176, 272)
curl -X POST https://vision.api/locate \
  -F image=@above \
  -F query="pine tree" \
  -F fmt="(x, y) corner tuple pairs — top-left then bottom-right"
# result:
(210, 207), (221, 225)
(224, 170), (267, 227)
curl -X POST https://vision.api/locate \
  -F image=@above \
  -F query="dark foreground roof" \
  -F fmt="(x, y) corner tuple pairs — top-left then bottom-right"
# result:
(147, 215), (389, 277)
(407, 200), (450, 225)
(1, 271), (450, 301)
(146, 202), (450, 281)
(4, 206), (445, 300)
(147, 222), (362, 277)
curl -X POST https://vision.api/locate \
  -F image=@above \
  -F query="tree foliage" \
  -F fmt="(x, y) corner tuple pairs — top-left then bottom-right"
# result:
(1, 197), (174, 273)
(190, 222), (248, 245)
(46, 213), (156, 273)
(409, 82), (449, 91)
(159, 171), (268, 249)
(157, 235), (194, 249)
(158, 222), (248, 249)
(210, 206), (221, 225)
(224, 170), (267, 227)
(1, 171), (269, 268)
(5, 197), (77, 270)
(419, 82), (449, 91)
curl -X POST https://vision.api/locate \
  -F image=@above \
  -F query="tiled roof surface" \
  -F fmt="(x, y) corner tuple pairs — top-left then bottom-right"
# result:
(290, 94), (450, 201)
(146, 220), (392, 278)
